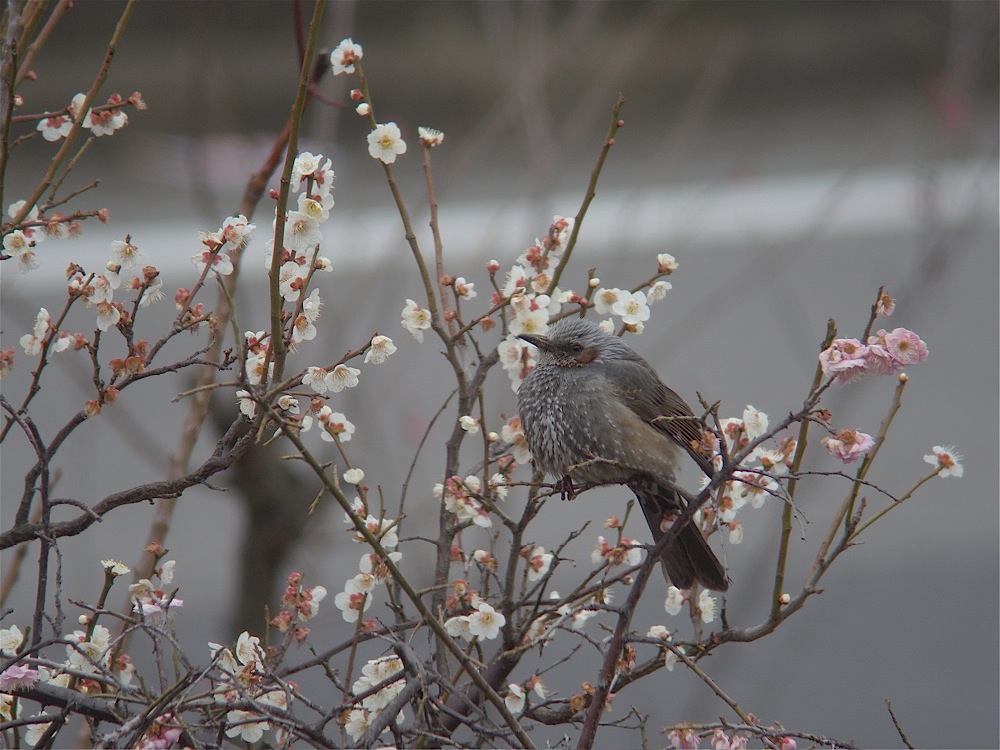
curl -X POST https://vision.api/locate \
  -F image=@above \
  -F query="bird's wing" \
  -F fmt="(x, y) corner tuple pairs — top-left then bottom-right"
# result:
(600, 358), (714, 477)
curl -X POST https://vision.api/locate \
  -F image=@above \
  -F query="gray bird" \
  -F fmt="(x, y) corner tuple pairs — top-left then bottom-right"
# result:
(517, 317), (729, 591)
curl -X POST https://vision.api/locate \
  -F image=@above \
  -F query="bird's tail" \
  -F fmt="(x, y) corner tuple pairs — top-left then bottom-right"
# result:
(632, 483), (729, 592)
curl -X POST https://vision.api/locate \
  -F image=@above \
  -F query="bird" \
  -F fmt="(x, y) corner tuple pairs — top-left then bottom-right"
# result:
(516, 317), (729, 591)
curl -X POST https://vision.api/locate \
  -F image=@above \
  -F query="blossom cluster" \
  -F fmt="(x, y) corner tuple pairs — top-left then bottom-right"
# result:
(444, 595), (507, 642)
(0, 615), (134, 745)
(1, 559), (318, 747)
(12, 234), (170, 402)
(234, 151), (398, 457)
(503, 676), (547, 715)
(208, 631), (292, 743)
(3, 199), (88, 274)
(434, 473), (507, 529)
(331, 499), (403, 623)
(0, 559), (162, 743)
(34, 92), (138, 142)
(343, 655), (406, 740)
(482, 222), (678, 390)
(819, 327), (928, 384)
(684, 405), (789, 547)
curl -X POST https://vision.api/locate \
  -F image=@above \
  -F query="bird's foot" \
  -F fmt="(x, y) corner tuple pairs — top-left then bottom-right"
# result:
(558, 475), (577, 501)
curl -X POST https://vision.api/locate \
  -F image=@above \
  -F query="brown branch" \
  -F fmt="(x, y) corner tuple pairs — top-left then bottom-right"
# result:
(1, 419), (253, 550)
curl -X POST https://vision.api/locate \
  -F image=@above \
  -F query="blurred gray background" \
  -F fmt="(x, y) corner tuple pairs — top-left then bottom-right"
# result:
(2, 2), (998, 748)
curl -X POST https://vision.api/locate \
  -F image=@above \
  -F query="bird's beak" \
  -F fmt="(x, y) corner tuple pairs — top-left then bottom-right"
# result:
(518, 333), (549, 350)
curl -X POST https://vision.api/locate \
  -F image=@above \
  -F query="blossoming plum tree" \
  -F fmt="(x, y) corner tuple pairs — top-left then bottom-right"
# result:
(0, 4), (962, 749)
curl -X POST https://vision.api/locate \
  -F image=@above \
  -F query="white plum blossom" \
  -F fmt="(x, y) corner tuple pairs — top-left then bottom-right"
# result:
(503, 265), (529, 297)
(20, 308), (51, 355)
(924, 445), (964, 478)
(280, 210), (322, 253)
(646, 625), (671, 640)
(505, 683), (526, 715)
(365, 334), (396, 364)
(500, 417), (532, 464)
(278, 261), (309, 301)
(0, 626), (23, 656)
(158, 560), (176, 584)
(418, 126), (445, 147)
(467, 601), (505, 640)
(352, 656), (405, 717)
(360, 550), (402, 583)
(571, 607), (598, 631)
(139, 278), (164, 307)
(4, 230), (40, 273)
(508, 297), (549, 338)
(498, 334), (536, 391)
(334, 578), (372, 623)
(453, 276), (476, 299)
(401, 299), (432, 342)
(525, 546), (554, 581)
(291, 313), (317, 343)
(546, 215), (574, 255)
(444, 614), (472, 641)
(7, 199), (40, 224)
(88, 269), (120, 305)
(297, 192), (331, 223)
(130, 582), (183, 623)
(24, 716), (54, 747)
(220, 214), (256, 249)
(728, 520), (744, 545)
(368, 122), (407, 164)
(191, 247), (233, 277)
(489, 473), (509, 500)
(64, 624), (112, 673)
(611, 290), (651, 325)
(245, 349), (272, 385)
(352, 515), (399, 549)
(95, 301), (121, 332)
(592, 287), (621, 315)
(742, 405), (769, 439)
(37, 113), (73, 141)
(732, 470), (780, 509)
(101, 559), (130, 577)
(301, 288), (323, 324)
(225, 710), (268, 743)
(438, 475), (492, 528)
(326, 364), (360, 392)
(459, 415), (480, 433)
(303, 366), (330, 394)
(698, 589), (717, 624)
(664, 648), (679, 671)
(317, 408), (355, 442)
(657, 253), (679, 273)
(236, 389), (256, 418)
(330, 38), (363, 75)
(344, 468), (365, 485)
(110, 238), (143, 268)
(344, 709), (370, 741)
(291, 152), (323, 184)
(233, 631), (265, 669)
(647, 279), (672, 303)
(664, 586), (685, 615)
(85, 99), (128, 137)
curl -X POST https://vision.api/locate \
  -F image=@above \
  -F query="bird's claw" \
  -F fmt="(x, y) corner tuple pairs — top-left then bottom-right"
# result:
(558, 475), (577, 501)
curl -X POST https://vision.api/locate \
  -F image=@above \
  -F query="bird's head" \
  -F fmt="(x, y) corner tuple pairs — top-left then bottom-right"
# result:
(519, 317), (635, 367)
